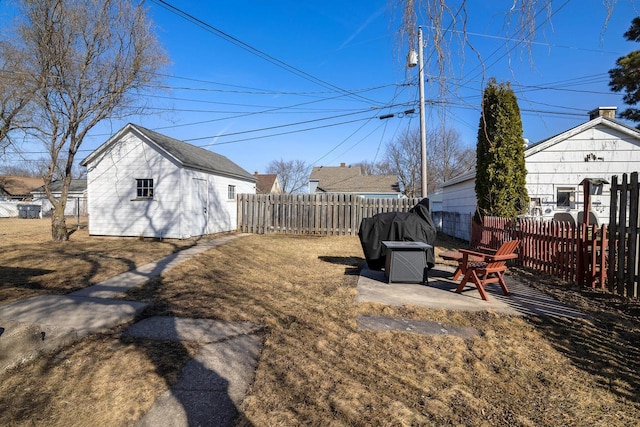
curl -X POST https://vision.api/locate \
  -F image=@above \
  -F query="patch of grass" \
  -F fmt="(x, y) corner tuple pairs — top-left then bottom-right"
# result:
(0, 332), (197, 426)
(0, 218), (198, 303)
(1, 226), (639, 425)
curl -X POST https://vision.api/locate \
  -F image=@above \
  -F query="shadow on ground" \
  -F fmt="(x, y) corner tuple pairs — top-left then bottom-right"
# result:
(318, 255), (365, 276)
(526, 291), (640, 403)
(123, 271), (259, 426)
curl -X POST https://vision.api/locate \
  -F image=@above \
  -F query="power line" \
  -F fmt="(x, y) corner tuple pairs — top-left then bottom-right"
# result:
(148, 0), (380, 105)
(193, 117), (374, 147)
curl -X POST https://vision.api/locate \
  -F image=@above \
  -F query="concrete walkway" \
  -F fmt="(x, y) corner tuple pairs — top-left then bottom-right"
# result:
(0, 233), (263, 427)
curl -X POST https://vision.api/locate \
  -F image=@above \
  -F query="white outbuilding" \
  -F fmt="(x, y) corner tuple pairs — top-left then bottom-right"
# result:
(81, 123), (256, 239)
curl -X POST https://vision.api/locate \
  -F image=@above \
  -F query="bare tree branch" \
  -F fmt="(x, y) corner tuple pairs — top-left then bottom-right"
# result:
(2, 0), (168, 240)
(266, 159), (312, 194)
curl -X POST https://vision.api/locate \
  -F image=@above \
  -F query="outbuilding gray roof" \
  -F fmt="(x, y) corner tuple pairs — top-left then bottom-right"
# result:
(82, 124), (255, 182)
(133, 125), (255, 181)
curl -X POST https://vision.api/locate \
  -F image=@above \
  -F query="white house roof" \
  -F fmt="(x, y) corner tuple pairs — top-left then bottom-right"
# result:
(525, 116), (640, 157)
(442, 115), (640, 187)
(81, 124), (256, 182)
(442, 171), (476, 187)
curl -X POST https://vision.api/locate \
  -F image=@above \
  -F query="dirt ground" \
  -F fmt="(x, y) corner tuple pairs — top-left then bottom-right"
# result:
(1, 220), (639, 426)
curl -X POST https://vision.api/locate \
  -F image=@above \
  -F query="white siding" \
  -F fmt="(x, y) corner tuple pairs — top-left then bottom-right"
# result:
(0, 201), (20, 217)
(525, 124), (640, 224)
(442, 179), (476, 216)
(85, 132), (255, 239)
(32, 192), (87, 217)
(441, 178), (476, 241)
(86, 133), (185, 238)
(182, 169), (254, 235)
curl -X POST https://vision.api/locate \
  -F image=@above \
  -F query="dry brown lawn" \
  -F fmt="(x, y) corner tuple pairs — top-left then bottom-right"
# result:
(1, 220), (640, 426)
(0, 218), (198, 304)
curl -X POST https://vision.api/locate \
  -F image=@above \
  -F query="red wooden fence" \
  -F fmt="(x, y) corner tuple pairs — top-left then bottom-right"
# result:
(471, 217), (608, 288)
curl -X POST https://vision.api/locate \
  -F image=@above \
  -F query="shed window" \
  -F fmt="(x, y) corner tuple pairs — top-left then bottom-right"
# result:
(136, 179), (154, 199)
(556, 187), (575, 207)
(228, 185), (236, 200)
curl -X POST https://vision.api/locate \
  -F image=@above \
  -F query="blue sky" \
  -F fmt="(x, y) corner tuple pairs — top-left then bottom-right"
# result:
(4, 0), (640, 176)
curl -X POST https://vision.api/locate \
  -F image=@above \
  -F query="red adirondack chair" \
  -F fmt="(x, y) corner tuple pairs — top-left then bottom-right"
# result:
(455, 240), (521, 301)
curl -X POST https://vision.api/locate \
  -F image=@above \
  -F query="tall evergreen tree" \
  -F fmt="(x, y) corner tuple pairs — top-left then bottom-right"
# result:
(609, 16), (640, 127)
(475, 78), (528, 219)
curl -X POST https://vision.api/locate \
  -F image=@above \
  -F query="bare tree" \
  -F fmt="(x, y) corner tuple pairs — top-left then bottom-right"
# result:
(352, 160), (394, 176)
(266, 159), (311, 194)
(394, 1), (619, 133)
(385, 127), (421, 197)
(0, 164), (39, 177)
(0, 41), (36, 154)
(429, 127), (475, 184)
(3, 0), (167, 240)
(384, 125), (473, 197)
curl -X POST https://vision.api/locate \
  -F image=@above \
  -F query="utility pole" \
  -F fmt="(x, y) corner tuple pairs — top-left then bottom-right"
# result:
(407, 26), (428, 198)
(418, 26), (427, 198)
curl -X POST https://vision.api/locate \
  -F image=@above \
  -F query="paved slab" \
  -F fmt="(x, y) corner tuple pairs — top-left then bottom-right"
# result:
(358, 315), (481, 338)
(357, 264), (587, 319)
(0, 295), (147, 370)
(124, 316), (263, 343)
(128, 318), (263, 427)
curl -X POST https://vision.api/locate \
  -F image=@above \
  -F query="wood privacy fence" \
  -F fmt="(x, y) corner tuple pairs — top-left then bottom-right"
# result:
(607, 172), (639, 299)
(237, 194), (421, 236)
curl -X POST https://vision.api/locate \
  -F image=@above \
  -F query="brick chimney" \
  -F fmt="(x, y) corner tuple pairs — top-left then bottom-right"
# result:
(589, 106), (617, 120)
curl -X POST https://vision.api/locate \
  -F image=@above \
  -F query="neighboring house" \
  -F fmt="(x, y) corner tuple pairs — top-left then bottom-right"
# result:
(309, 163), (402, 198)
(0, 175), (44, 201)
(254, 172), (282, 194)
(31, 179), (87, 217)
(440, 172), (477, 240)
(442, 106), (640, 239)
(80, 123), (256, 239)
(426, 190), (443, 213)
(426, 190), (443, 231)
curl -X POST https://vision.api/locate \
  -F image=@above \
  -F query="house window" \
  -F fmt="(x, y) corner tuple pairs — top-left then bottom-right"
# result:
(136, 179), (154, 199)
(556, 187), (575, 207)
(228, 185), (236, 200)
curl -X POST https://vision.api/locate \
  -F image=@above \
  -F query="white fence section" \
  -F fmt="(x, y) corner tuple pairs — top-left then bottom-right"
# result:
(0, 197), (87, 218)
(0, 201), (21, 217)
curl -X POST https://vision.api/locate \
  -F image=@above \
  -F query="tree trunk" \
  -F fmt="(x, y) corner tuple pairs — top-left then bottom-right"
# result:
(51, 207), (69, 241)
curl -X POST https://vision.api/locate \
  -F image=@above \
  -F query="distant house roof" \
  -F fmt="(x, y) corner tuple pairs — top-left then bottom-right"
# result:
(81, 123), (256, 182)
(309, 164), (400, 194)
(0, 175), (45, 198)
(254, 173), (281, 194)
(32, 179), (87, 194)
